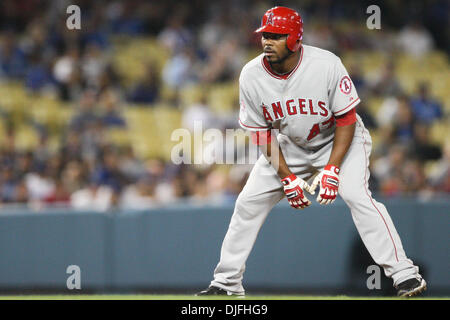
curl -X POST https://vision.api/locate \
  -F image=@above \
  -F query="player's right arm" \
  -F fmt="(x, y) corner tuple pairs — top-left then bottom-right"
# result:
(257, 132), (312, 209)
(238, 72), (312, 209)
(256, 130), (291, 179)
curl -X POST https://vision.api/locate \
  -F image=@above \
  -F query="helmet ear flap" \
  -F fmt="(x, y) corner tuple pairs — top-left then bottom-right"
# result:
(287, 34), (301, 52)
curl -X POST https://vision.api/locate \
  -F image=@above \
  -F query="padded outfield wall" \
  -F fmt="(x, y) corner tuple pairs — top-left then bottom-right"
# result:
(0, 199), (448, 296)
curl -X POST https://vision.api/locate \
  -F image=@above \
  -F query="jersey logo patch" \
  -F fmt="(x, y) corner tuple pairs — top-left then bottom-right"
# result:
(339, 76), (352, 95)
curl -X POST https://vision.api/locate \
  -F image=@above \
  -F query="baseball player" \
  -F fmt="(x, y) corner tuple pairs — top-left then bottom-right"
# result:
(197, 6), (426, 297)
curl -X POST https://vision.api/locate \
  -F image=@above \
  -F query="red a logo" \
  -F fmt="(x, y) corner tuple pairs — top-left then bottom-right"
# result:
(266, 12), (274, 25)
(307, 123), (320, 141)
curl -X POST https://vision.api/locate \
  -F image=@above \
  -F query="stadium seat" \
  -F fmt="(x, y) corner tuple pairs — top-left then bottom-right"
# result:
(15, 124), (39, 151)
(430, 120), (449, 146)
(111, 36), (169, 88)
(208, 82), (239, 114)
(179, 84), (203, 108)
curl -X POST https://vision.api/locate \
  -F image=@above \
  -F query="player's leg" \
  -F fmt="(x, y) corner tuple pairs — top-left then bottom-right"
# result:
(207, 156), (284, 295)
(206, 148), (314, 295)
(336, 120), (425, 291)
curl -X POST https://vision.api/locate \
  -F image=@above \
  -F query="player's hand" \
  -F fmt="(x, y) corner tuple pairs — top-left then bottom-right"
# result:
(281, 174), (312, 209)
(309, 165), (340, 205)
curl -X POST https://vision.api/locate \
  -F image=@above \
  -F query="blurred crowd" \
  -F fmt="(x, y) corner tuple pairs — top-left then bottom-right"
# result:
(0, 0), (448, 211)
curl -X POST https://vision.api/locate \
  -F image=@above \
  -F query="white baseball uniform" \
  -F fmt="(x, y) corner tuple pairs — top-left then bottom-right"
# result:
(210, 44), (421, 294)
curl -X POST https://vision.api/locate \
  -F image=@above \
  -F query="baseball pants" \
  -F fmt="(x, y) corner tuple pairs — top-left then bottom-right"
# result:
(210, 117), (421, 294)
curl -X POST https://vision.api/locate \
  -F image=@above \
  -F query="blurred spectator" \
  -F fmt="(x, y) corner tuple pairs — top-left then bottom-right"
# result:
(108, 1), (146, 35)
(397, 21), (434, 58)
(157, 14), (193, 54)
(15, 151), (34, 179)
(80, 5), (110, 50)
(428, 141), (450, 193)
(182, 91), (217, 131)
(118, 145), (147, 182)
(42, 180), (71, 206)
(80, 120), (107, 165)
(119, 177), (158, 210)
(33, 134), (51, 165)
(401, 159), (427, 194)
(0, 0), (448, 210)
(392, 97), (416, 144)
(97, 63), (122, 95)
(376, 94), (409, 128)
(70, 178), (114, 212)
(199, 12), (231, 53)
(174, 166), (199, 200)
(61, 160), (87, 194)
(410, 83), (443, 125)
(199, 37), (246, 83)
(223, 164), (252, 204)
(0, 166), (18, 203)
(368, 60), (403, 97)
(151, 160), (183, 205)
(202, 166), (229, 204)
(188, 169), (210, 205)
(90, 148), (128, 193)
(162, 45), (198, 89)
(410, 123), (442, 162)
(22, 19), (54, 65)
(24, 164), (55, 201)
(127, 63), (160, 104)
(14, 181), (30, 204)
(25, 50), (54, 92)
(0, 31), (27, 78)
(69, 89), (100, 132)
(52, 45), (81, 101)
(60, 130), (83, 163)
(81, 42), (106, 88)
(356, 102), (377, 130)
(373, 144), (407, 186)
(304, 23), (338, 52)
(98, 89), (126, 128)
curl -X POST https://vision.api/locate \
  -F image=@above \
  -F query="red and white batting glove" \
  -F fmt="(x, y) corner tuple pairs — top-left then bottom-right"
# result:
(309, 165), (340, 205)
(281, 174), (312, 209)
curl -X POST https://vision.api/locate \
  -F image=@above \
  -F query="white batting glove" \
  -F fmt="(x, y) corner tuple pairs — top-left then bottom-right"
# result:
(281, 174), (313, 209)
(309, 165), (340, 205)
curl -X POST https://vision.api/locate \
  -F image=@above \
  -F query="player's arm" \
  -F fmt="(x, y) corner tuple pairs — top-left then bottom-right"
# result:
(310, 109), (357, 204)
(252, 130), (312, 209)
(327, 110), (356, 168)
(256, 130), (291, 178)
(309, 55), (360, 205)
(239, 78), (311, 209)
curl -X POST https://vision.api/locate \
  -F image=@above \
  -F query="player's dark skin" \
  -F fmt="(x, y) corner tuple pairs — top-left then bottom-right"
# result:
(262, 32), (300, 74)
(260, 32), (356, 205)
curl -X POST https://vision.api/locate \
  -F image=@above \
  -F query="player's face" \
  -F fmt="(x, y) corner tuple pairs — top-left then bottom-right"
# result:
(261, 32), (291, 63)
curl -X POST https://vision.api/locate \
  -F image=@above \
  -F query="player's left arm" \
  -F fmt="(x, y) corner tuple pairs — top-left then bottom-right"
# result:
(310, 54), (360, 205)
(327, 109), (356, 168)
(310, 109), (356, 204)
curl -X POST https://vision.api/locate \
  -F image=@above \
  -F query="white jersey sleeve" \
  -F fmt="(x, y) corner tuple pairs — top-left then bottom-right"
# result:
(238, 74), (270, 131)
(328, 57), (360, 116)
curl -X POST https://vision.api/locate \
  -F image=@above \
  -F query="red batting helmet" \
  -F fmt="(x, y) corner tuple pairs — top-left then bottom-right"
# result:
(255, 6), (303, 52)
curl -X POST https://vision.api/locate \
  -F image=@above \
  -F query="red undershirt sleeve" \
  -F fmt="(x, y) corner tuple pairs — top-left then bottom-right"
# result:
(335, 108), (356, 127)
(251, 130), (272, 145)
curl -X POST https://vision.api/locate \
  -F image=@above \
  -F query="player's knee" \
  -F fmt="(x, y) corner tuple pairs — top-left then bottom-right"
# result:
(234, 192), (260, 219)
(338, 183), (365, 205)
